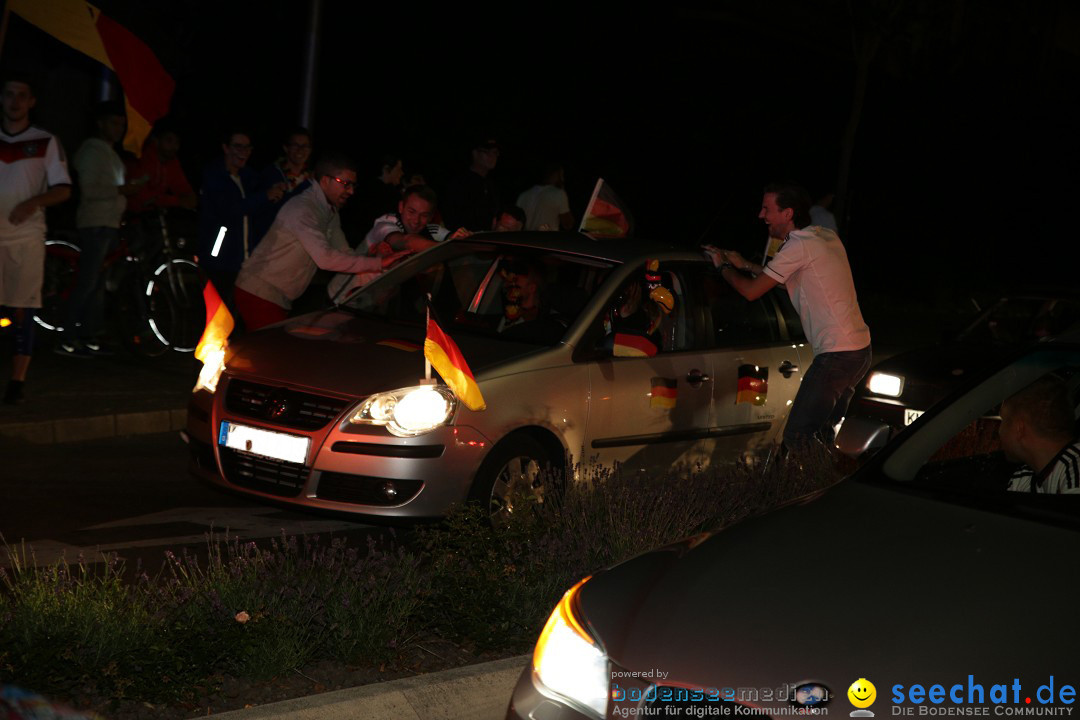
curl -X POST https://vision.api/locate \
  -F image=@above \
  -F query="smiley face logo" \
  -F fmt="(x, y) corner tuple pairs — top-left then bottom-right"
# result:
(848, 678), (877, 709)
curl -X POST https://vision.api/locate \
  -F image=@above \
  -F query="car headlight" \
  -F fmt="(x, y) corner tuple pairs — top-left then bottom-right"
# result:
(867, 371), (903, 397)
(349, 385), (457, 437)
(533, 576), (609, 718)
(194, 346), (227, 394)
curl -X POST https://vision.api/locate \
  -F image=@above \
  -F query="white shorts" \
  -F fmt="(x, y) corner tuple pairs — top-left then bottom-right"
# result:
(0, 237), (45, 308)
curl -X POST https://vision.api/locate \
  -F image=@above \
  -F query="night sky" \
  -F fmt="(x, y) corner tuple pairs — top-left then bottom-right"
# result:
(4, 0), (1078, 299)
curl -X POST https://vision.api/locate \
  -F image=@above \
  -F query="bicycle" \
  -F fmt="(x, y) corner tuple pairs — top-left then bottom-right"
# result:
(35, 208), (206, 357)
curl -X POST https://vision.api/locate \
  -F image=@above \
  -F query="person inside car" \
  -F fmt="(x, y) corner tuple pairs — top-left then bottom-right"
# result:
(999, 374), (1080, 494)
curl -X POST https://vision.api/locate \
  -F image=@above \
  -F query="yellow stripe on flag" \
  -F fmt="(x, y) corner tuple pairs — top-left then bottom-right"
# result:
(9, 0), (112, 68)
(195, 281), (233, 362)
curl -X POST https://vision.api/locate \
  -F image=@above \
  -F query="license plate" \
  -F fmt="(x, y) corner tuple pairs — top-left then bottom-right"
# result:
(218, 421), (310, 464)
(904, 408), (924, 426)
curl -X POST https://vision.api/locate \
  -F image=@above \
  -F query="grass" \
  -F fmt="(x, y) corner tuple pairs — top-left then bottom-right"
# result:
(1, 448), (843, 714)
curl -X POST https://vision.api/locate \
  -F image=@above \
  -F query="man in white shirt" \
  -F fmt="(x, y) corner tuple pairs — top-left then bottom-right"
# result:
(1, 74), (72, 403)
(705, 182), (871, 449)
(234, 152), (409, 331)
(516, 163), (574, 231)
(999, 375), (1079, 494)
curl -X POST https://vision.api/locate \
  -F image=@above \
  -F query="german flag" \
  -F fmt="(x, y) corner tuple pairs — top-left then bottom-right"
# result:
(8, 0), (174, 157)
(579, 178), (634, 238)
(195, 280), (232, 362)
(736, 364), (768, 406)
(650, 377), (677, 409)
(424, 316), (486, 411)
(613, 332), (658, 358)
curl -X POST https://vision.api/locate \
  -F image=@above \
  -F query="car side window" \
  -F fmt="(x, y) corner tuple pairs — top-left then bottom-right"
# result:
(595, 262), (703, 357)
(771, 288), (807, 343)
(702, 272), (780, 347)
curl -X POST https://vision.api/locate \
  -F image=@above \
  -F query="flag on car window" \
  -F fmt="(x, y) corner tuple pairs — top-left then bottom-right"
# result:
(579, 178), (634, 238)
(424, 317), (486, 411)
(650, 377), (678, 409)
(736, 364), (768, 406)
(195, 280), (233, 362)
(7, 0), (174, 157)
(613, 332), (658, 358)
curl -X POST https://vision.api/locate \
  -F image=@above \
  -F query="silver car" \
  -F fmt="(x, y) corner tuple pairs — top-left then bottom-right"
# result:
(506, 342), (1080, 719)
(185, 233), (810, 520)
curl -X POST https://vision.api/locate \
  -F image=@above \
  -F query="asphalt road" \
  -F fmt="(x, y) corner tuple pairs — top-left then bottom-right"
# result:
(0, 430), (380, 574)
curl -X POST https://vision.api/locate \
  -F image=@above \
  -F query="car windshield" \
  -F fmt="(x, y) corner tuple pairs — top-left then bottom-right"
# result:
(339, 242), (614, 346)
(958, 296), (1080, 344)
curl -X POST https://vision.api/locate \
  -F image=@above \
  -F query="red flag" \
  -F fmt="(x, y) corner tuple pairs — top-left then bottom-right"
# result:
(423, 317), (486, 411)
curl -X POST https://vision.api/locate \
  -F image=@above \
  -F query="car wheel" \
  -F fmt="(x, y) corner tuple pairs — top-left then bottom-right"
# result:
(469, 435), (558, 524)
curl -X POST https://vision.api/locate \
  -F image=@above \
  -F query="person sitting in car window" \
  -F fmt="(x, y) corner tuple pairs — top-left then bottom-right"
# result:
(603, 260), (675, 357)
(495, 260), (564, 342)
(998, 375), (1080, 494)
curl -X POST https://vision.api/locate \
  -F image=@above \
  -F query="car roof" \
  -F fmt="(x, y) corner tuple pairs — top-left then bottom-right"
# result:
(462, 230), (687, 264)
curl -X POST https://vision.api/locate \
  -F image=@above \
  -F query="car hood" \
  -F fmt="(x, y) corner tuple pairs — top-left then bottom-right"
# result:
(224, 308), (553, 397)
(580, 479), (1079, 701)
(865, 344), (1014, 409)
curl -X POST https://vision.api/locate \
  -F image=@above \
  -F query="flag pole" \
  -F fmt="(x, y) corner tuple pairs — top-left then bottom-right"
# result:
(422, 293), (434, 384)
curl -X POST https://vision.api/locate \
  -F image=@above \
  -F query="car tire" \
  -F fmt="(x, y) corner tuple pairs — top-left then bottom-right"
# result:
(469, 435), (560, 524)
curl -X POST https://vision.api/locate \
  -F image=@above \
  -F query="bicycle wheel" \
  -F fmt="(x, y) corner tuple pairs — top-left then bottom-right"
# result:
(34, 239), (81, 333)
(144, 258), (206, 352)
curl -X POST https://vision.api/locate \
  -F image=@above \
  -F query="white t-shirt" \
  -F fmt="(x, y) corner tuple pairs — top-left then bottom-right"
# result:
(74, 137), (126, 229)
(516, 184), (570, 231)
(0, 125), (71, 244)
(762, 226), (870, 354)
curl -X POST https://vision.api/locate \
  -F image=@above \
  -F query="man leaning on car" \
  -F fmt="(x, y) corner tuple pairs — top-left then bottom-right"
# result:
(704, 182), (871, 450)
(233, 152), (410, 331)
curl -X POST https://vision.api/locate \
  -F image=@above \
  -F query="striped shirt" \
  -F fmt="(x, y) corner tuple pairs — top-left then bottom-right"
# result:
(361, 213), (449, 255)
(1007, 441), (1080, 494)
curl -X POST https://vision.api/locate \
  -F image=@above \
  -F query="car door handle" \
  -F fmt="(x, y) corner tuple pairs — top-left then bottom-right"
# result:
(779, 360), (799, 378)
(686, 369), (710, 387)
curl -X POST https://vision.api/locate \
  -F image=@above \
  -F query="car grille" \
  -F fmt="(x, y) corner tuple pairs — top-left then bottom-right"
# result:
(224, 378), (351, 431)
(316, 472), (423, 506)
(219, 447), (309, 497)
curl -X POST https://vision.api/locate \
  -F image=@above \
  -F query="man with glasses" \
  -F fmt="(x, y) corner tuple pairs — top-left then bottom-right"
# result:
(234, 152), (410, 331)
(197, 130), (286, 305)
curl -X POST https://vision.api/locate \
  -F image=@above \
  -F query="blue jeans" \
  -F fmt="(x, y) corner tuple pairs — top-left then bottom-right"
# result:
(63, 226), (117, 342)
(783, 345), (872, 448)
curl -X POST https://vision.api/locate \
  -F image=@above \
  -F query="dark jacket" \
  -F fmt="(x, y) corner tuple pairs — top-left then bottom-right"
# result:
(196, 160), (273, 272)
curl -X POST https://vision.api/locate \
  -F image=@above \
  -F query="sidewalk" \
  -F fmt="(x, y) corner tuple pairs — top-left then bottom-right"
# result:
(0, 338), (197, 445)
(208, 655), (528, 720)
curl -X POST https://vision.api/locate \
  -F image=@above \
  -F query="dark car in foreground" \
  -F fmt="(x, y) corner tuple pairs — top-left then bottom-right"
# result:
(186, 232), (811, 521)
(836, 290), (1080, 457)
(507, 343), (1080, 720)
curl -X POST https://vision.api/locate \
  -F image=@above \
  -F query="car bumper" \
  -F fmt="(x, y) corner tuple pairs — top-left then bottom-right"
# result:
(506, 666), (595, 720)
(187, 379), (492, 519)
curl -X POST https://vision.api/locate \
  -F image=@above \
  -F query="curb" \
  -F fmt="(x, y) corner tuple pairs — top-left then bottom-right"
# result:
(0, 407), (187, 445)
(207, 655), (529, 720)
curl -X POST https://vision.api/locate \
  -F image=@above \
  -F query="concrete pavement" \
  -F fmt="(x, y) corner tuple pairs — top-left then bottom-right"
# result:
(207, 655), (528, 720)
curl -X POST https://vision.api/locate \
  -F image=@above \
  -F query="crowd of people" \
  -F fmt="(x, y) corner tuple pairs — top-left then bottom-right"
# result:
(0, 71), (577, 404)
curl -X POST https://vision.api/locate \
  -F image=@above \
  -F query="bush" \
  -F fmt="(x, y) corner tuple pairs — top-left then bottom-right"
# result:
(1, 448), (842, 711)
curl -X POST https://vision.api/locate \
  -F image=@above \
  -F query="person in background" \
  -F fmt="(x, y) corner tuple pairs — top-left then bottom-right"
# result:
(125, 122), (196, 214)
(253, 127), (312, 241)
(58, 101), (144, 358)
(517, 162), (573, 231)
(442, 135), (501, 232)
(494, 205), (526, 232)
(196, 129), (285, 308)
(0, 72), (72, 403)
